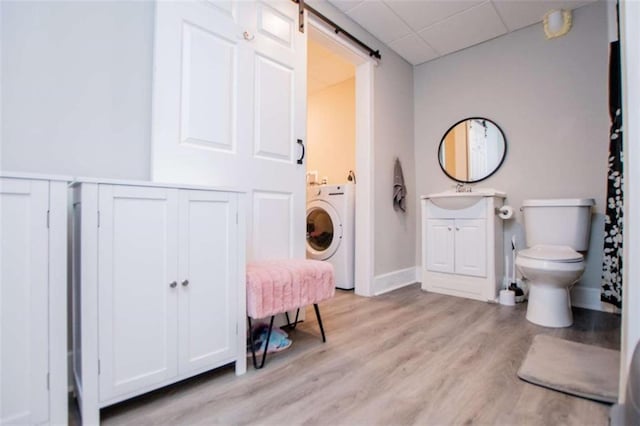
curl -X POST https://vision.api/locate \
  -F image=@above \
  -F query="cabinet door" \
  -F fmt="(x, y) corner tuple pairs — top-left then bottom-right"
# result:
(0, 179), (49, 424)
(454, 219), (487, 277)
(426, 219), (455, 273)
(98, 185), (179, 401)
(178, 190), (238, 375)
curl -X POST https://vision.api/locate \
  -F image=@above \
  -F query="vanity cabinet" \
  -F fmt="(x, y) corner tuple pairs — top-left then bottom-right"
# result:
(426, 218), (486, 277)
(72, 180), (246, 425)
(421, 193), (504, 302)
(1, 173), (68, 426)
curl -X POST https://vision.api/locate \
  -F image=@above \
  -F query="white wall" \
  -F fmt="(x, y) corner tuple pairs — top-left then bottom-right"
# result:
(414, 1), (610, 308)
(307, 78), (356, 185)
(1, 1), (154, 180)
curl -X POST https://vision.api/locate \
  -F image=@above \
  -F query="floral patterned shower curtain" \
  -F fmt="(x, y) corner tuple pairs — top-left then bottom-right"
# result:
(601, 39), (623, 308)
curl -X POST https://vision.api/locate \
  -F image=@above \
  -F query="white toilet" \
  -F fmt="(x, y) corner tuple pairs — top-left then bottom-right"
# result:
(515, 198), (595, 328)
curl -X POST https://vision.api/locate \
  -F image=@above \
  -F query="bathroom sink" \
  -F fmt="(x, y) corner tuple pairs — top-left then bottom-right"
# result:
(422, 189), (506, 210)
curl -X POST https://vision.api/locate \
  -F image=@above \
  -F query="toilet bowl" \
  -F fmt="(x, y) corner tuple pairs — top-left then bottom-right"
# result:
(517, 198), (595, 328)
(516, 245), (585, 327)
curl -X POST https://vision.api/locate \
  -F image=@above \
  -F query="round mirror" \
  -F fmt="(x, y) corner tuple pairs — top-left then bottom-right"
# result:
(438, 117), (507, 183)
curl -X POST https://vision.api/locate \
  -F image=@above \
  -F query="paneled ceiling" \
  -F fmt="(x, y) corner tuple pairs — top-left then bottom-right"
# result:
(326, 0), (597, 65)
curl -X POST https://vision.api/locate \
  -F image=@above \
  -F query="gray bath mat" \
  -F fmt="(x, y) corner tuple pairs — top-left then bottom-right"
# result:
(518, 334), (620, 403)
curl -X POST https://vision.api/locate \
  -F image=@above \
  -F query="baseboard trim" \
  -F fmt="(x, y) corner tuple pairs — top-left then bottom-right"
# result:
(571, 286), (610, 312)
(373, 267), (418, 296)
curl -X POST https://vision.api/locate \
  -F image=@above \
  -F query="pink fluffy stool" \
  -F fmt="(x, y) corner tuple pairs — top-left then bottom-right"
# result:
(246, 259), (335, 369)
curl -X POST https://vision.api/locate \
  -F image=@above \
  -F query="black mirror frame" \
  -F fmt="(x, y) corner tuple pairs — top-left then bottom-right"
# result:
(437, 117), (507, 184)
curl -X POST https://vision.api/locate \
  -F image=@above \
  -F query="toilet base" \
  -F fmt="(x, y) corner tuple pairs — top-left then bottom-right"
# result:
(526, 283), (573, 328)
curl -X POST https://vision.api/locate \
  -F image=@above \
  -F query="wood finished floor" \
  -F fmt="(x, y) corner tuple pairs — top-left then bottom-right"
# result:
(74, 284), (621, 425)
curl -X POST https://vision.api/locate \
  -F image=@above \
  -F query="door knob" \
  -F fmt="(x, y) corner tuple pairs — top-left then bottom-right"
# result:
(181, 279), (189, 287)
(169, 281), (177, 288)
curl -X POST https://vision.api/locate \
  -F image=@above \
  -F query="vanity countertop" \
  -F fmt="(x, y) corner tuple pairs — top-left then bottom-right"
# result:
(420, 188), (506, 200)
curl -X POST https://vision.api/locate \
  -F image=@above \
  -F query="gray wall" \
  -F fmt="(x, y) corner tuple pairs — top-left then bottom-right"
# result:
(413, 1), (609, 301)
(373, 53), (415, 277)
(1, 1), (154, 180)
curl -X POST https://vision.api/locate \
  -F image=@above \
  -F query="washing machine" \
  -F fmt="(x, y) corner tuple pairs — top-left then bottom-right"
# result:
(306, 183), (355, 290)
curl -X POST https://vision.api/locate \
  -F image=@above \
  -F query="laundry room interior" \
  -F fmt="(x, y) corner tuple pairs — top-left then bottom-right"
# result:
(306, 36), (355, 188)
(305, 31), (357, 290)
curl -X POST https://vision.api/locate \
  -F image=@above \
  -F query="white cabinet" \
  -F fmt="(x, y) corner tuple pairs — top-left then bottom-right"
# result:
(72, 180), (245, 425)
(1, 173), (68, 426)
(426, 219), (486, 277)
(421, 195), (504, 302)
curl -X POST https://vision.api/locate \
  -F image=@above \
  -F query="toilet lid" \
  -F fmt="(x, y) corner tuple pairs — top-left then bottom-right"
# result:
(518, 245), (584, 263)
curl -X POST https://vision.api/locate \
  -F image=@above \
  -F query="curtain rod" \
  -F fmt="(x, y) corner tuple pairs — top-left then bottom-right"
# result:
(293, 0), (382, 60)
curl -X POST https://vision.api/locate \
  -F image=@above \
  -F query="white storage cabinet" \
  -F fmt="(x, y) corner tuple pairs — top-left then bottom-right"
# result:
(421, 195), (504, 302)
(0, 173), (68, 425)
(71, 180), (246, 424)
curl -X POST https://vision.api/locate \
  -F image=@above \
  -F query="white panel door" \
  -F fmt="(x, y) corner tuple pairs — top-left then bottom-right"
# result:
(426, 219), (454, 274)
(177, 190), (238, 375)
(152, 0), (307, 261)
(152, 0), (242, 185)
(454, 219), (487, 277)
(98, 185), (179, 401)
(0, 178), (49, 425)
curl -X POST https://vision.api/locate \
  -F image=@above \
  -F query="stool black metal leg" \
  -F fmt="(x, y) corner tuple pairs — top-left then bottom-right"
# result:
(285, 308), (301, 330)
(247, 316), (257, 368)
(248, 315), (275, 369)
(313, 303), (326, 343)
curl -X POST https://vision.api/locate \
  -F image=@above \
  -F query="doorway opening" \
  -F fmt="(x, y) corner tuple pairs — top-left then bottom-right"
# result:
(305, 18), (375, 296)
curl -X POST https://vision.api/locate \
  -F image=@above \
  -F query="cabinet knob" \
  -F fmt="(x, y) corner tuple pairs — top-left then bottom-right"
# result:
(448, 226), (452, 231)
(181, 279), (189, 287)
(456, 227), (460, 231)
(169, 281), (177, 288)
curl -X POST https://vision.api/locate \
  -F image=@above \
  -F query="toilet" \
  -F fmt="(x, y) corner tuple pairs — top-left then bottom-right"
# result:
(515, 198), (595, 328)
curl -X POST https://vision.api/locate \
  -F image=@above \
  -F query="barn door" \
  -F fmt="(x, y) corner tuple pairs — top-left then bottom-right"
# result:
(152, 0), (306, 260)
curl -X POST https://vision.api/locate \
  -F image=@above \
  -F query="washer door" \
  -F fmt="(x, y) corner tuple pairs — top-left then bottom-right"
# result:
(306, 200), (343, 260)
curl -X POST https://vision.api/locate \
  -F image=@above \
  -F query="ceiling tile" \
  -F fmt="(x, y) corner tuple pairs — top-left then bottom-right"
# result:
(492, 0), (596, 31)
(329, 0), (364, 13)
(388, 33), (440, 65)
(384, 0), (484, 32)
(418, 2), (508, 56)
(346, 0), (411, 43)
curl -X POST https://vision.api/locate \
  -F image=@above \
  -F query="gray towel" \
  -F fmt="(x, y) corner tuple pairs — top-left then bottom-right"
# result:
(393, 158), (406, 212)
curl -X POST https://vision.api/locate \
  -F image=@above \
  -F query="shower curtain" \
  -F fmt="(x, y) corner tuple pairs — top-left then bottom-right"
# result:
(601, 38), (623, 309)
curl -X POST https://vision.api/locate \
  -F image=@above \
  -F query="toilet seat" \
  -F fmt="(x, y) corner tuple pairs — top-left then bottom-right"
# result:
(518, 244), (583, 263)
(516, 254), (585, 274)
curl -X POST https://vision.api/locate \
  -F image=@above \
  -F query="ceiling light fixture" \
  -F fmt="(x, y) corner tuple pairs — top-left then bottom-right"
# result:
(543, 9), (572, 39)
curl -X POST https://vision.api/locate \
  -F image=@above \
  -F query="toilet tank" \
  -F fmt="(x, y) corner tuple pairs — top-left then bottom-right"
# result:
(522, 198), (595, 251)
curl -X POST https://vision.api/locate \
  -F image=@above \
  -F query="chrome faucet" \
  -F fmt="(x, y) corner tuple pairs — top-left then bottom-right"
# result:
(455, 183), (472, 193)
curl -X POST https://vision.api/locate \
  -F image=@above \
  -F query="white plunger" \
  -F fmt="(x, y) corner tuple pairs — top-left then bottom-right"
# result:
(509, 235), (525, 302)
(511, 235), (517, 285)
(500, 254), (515, 305)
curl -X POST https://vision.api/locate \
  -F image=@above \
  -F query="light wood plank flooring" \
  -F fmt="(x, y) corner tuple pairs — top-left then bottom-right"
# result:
(73, 284), (621, 425)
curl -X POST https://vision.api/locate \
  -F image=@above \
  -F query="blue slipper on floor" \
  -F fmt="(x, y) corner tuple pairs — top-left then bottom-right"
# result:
(247, 324), (292, 356)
